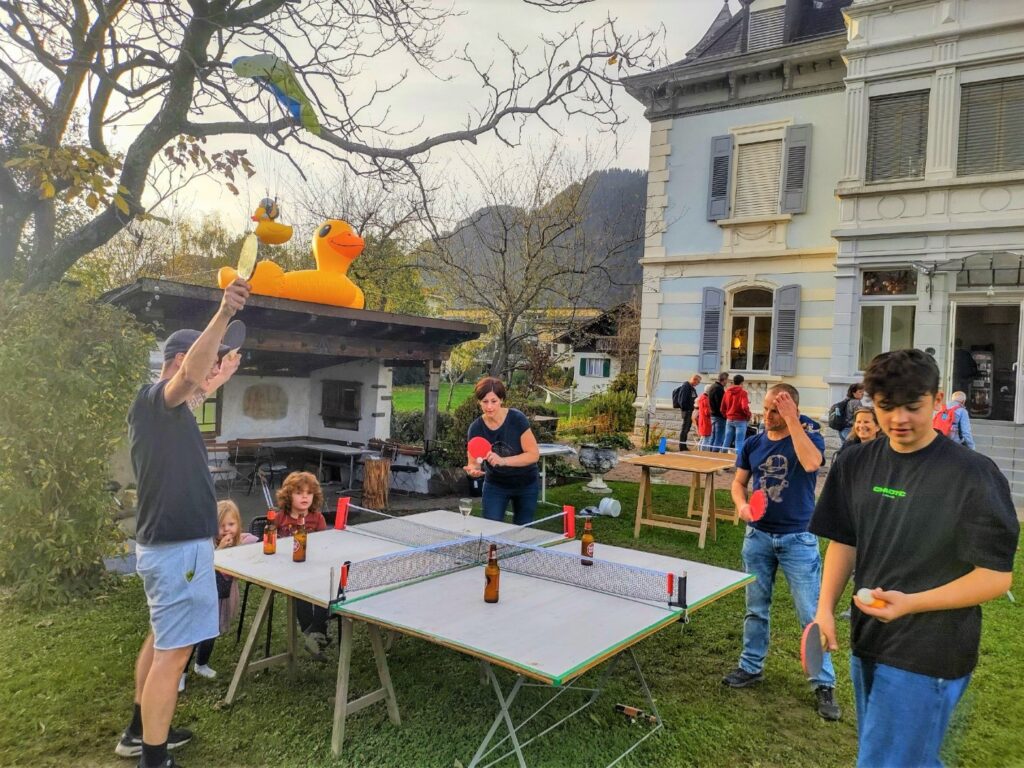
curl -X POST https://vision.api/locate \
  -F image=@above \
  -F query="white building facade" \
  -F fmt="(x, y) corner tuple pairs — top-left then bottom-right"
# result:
(831, 0), (1024, 496)
(624, 0), (852, 435)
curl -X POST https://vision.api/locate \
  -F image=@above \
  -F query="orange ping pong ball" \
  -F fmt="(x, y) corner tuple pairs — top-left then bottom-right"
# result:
(856, 587), (886, 608)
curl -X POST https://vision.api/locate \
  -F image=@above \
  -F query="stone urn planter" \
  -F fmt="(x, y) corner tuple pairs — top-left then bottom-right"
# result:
(648, 465), (669, 485)
(578, 443), (619, 494)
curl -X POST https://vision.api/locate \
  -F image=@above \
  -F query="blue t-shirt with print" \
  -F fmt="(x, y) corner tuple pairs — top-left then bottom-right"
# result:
(737, 415), (825, 534)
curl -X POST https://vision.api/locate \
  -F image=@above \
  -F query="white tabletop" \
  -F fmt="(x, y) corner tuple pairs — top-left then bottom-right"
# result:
(537, 443), (576, 457)
(338, 540), (751, 685)
(267, 441), (368, 457)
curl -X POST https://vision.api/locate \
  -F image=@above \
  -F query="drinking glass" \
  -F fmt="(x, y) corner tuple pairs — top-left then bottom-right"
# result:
(458, 498), (473, 532)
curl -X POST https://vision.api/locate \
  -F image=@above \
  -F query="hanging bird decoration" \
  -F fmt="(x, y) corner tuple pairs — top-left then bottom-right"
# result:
(251, 197), (293, 245)
(232, 53), (321, 135)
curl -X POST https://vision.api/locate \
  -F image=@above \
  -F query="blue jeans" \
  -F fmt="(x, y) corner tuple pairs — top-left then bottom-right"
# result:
(481, 478), (539, 525)
(739, 527), (836, 688)
(724, 419), (749, 456)
(839, 427), (851, 442)
(710, 416), (727, 452)
(850, 656), (970, 768)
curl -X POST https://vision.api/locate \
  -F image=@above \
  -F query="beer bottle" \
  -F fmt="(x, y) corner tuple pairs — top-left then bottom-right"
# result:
(581, 517), (595, 566)
(263, 511), (277, 555)
(484, 543), (500, 603)
(292, 517), (308, 563)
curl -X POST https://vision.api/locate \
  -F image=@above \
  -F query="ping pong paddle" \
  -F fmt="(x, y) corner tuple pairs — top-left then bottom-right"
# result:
(855, 587), (887, 609)
(222, 319), (246, 354)
(467, 436), (492, 464)
(800, 621), (826, 678)
(748, 489), (767, 522)
(236, 232), (259, 280)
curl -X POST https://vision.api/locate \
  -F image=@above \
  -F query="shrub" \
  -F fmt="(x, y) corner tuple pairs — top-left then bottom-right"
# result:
(391, 409), (453, 447)
(583, 388), (636, 434)
(609, 370), (638, 396)
(0, 283), (153, 605)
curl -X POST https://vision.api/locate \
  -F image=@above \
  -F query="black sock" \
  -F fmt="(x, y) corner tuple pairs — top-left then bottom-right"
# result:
(128, 703), (143, 736)
(142, 741), (167, 768)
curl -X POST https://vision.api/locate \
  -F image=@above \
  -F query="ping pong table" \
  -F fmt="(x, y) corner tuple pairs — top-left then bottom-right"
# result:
(216, 506), (752, 767)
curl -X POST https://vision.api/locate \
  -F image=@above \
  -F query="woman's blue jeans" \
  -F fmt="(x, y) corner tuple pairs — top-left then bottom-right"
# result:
(710, 416), (727, 452)
(481, 478), (539, 525)
(739, 526), (836, 689)
(850, 655), (970, 768)
(724, 419), (749, 456)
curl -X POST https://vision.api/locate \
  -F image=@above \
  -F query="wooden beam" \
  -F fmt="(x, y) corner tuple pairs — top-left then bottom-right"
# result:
(424, 359), (442, 448)
(246, 328), (452, 361)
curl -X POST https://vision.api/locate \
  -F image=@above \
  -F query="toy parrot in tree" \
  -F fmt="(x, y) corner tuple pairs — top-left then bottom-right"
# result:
(232, 53), (321, 135)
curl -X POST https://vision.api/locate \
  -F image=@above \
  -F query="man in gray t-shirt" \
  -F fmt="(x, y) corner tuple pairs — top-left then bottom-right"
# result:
(115, 278), (249, 768)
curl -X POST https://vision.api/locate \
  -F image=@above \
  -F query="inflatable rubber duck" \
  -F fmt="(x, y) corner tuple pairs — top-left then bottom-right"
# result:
(251, 197), (293, 245)
(218, 219), (365, 309)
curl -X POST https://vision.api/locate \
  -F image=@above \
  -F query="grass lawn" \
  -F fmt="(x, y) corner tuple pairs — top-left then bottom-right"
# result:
(1, 481), (1020, 767)
(392, 383), (475, 413)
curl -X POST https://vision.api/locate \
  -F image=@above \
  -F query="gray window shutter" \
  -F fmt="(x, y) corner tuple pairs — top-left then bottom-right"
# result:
(770, 284), (801, 376)
(866, 91), (929, 181)
(698, 287), (725, 373)
(707, 135), (733, 221)
(958, 77), (1024, 176)
(780, 124), (812, 214)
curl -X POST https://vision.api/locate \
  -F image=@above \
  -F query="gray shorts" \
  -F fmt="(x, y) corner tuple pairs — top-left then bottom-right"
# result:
(136, 538), (218, 651)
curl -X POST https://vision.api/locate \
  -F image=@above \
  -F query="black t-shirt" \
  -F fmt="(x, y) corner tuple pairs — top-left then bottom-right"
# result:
(810, 435), (1019, 679)
(467, 408), (539, 488)
(678, 382), (697, 412)
(128, 379), (218, 545)
(708, 382), (725, 418)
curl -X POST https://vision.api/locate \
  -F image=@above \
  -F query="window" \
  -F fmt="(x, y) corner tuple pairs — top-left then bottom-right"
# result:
(193, 391), (220, 435)
(859, 305), (916, 369)
(729, 289), (773, 371)
(862, 269), (918, 297)
(958, 77), (1024, 176)
(580, 358), (611, 378)
(706, 125), (812, 220)
(866, 91), (929, 181)
(321, 380), (361, 430)
(734, 141), (783, 218)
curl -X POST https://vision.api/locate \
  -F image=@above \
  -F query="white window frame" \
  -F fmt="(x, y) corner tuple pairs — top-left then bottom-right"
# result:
(728, 287), (774, 373)
(857, 271), (918, 372)
(729, 120), (791, 219)
(583, 357), (609, 378)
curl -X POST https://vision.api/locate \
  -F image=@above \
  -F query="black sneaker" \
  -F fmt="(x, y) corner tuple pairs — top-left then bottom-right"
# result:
(815, 686), (841, 721)
(115, 726), (193, 758)
(721, 667), (764, 688)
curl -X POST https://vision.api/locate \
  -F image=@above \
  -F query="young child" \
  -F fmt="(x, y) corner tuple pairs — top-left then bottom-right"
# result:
(187, 501), (258, 683)
(275, 471), (330, 658)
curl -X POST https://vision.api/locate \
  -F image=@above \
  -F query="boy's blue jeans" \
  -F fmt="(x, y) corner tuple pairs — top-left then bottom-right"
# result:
(739, 526), (836, 689)
(850, 655), (970, 768)
(481, 479), (539, 525)
(724, 419), (749, 455)
(710, 416), (727, 452)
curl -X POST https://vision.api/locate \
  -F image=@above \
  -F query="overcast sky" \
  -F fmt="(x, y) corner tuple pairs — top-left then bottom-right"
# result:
(181, 0), (726, 222)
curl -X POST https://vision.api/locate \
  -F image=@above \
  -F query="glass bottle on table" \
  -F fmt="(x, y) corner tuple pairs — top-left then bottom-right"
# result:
(263, 510), (277, 555)
(581, 517), (595, 566)
(292, 517), (307, 562)
(484, 543), (500, 603)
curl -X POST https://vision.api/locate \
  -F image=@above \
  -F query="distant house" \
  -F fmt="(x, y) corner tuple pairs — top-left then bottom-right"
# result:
(623, 0), (852, 435)
(554, 304), (637, 396)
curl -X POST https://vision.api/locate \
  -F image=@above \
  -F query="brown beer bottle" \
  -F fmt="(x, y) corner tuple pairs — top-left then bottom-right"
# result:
(263, 511), (277, 555)
(292, 517), (308, 563)
(484, 543), (500, 603)
(581, 517), (595, 566)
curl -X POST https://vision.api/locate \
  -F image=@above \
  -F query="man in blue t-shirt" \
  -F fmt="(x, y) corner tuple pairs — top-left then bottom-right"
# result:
(721, 383), (840, 721)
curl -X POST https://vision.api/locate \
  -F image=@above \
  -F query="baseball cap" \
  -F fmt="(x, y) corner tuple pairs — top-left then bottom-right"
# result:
(162, 320), (246, 362)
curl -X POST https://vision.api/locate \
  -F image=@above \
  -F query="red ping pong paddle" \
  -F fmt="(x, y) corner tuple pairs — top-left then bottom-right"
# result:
(467, 436), (492, 463)
(748, 489), (767, 522)
(800, 621), (826, 678)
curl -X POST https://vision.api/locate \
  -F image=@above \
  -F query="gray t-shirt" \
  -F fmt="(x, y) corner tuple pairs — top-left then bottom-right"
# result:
(128, 379), (218, 545)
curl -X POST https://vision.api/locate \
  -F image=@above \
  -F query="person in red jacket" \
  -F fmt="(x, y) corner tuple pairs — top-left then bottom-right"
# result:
(696, 384), (713, 449)
(722, 374), (752, 456)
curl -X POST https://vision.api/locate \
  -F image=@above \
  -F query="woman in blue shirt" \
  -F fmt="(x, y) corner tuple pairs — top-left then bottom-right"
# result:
(464, 377), (541, 524)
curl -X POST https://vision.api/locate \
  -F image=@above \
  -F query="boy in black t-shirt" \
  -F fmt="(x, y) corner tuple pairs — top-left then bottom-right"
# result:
(810, 349), (1018, 768)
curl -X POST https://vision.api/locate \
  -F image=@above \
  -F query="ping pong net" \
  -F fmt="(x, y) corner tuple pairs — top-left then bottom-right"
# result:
(332, 536), (688, 612)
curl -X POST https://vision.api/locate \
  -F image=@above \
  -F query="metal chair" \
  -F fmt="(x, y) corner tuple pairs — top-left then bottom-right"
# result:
(250, 445), (289, 494)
